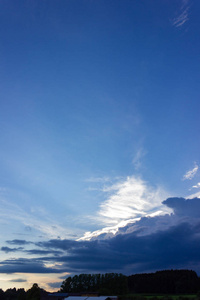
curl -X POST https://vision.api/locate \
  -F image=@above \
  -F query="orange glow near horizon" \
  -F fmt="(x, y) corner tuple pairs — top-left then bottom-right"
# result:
(0, 272), (70, 292)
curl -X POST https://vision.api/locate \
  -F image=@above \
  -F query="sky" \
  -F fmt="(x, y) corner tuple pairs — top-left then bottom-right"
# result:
(0, 0), (200, 292)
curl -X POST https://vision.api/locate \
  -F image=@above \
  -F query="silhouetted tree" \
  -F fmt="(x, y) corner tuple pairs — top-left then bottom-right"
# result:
(128, 270), (200, 294)
(60, 273), (128, 295)
(26, 284), (40, 300)
(60, 269), (200, 295)
(5, 288), (17, 300)
(0, 289), (5, 300)
(17, 289), (26, 300)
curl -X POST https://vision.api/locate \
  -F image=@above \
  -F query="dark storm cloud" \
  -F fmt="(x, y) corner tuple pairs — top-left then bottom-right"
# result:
(1, 198), (200, 275)
(54, 222), (200, 274)
(112, 197), (200, 238)
(0, 258), (65, 274)
(163, 197), (200, 218)
(36, 239), (88, 250)
(25, 249), (63, 256)
(1, 246), (62, 256)
(40, 198), (200, 274)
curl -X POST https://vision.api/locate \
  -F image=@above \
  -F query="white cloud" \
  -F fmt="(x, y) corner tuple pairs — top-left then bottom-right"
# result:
(80, 176), (171, 240)
(183, 163), (198, 180)
(79, 217), (141, 241)
(85, 176), (111, 183)
(181, 0), (189, 9)
(187, 190), (200, 199)
(172, 1), (190, 28)
(99, 176), (170, 223)
(192, 182), (200, 189)
(0, 197), (75, 241)
(132, 148), (147, 170)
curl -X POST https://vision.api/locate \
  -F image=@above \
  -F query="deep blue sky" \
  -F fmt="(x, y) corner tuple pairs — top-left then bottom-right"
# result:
(0, 0), (200, 291)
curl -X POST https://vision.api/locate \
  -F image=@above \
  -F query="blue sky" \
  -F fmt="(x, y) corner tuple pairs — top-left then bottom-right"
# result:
(0, 0), (200, 292)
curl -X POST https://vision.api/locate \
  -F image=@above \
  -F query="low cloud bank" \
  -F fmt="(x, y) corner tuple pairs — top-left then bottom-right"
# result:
(1, 197), (200, 275)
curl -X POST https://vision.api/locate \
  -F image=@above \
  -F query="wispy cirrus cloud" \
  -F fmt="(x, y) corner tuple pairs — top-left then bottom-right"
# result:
(99, 176), (170, 223)
(85, 176), (111, 183)
(183, 163), (198, 180)
(0, 196), (75, 240)
(132, 148), (147, 170)
(80, 176), (171, 240)
(172, 0), (190, 28)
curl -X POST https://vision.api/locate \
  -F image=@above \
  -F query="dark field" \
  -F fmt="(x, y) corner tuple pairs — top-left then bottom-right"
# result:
(119, 294), (198, 300)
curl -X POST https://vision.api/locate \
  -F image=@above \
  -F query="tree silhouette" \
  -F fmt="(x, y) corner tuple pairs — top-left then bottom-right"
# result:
(26, 284), (40, 300)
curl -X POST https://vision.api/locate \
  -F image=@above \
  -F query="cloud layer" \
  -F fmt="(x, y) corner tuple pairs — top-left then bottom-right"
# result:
(172, 0), (190, 28)
(81, 176), (171, 240)
(1, 197), (200, 278)
(99, 177), (168, 222)
(183, 163), (199, 180)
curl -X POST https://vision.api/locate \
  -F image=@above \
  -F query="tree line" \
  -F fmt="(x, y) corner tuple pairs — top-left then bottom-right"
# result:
(0, 283), (46, 300)
(60, 273), (128, 295)
(1, 270), (200, 300)
(60, 270), (200, 295)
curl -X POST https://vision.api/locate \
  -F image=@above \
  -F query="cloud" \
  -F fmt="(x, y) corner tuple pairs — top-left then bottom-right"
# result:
(181, 0), (189, 8)
(86, 177), (111, 183)
(36, 239), (85, 251)
(38, 220), (200, 275)
(1, 198), (200, 275)
(6, 239), (32, 245)
(192, 183), (200, 189)
(187, 190), (200, 199)
(172, 1), (190, 28)
(25, 226), (32, 232)
(163, 197), (200, 218)
(36, 197), (200, 275)
(25, 249), (63, 256)
(1, 246), (24, 253)
(0, 197), (75, 241)
(59, 274), (70, 279)
(99, 176), (170, 222)
(0, 258), (65, 274)
(48, 281), (63, 288)
(3, 241), (64, 256)
(132, 148), (147, 170)
(183, 163), (198, 180)
(115, 197), (200, 237)
(81, 176), (170, 240)
(10, 278), (27, 282)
